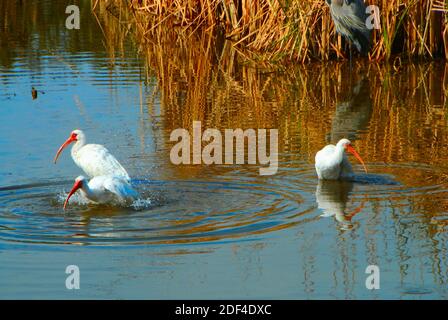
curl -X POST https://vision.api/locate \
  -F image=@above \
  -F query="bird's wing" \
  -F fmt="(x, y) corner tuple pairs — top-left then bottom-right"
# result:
(315, 145), (336, 163)
(330, 0), (371, 53)
(78, 144), (130, 180)
(87, 176), (117, 202)
(102, 176), (138, 202)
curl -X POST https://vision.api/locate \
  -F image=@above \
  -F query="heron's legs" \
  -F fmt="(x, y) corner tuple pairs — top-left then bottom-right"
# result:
(348, 42), (353, 87)
(349, 43), (352, 72)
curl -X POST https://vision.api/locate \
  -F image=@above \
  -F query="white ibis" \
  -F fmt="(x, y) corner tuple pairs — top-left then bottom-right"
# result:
(63, 175), (138, 209)
(54, 129), (130, 181)
(315, 138), (367, 180)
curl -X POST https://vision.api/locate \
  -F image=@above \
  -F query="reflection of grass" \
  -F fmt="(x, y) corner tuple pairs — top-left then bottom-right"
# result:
(95, 4), (448, 167)
(0, 0), (139, 69)
(94, 0), (447, 62)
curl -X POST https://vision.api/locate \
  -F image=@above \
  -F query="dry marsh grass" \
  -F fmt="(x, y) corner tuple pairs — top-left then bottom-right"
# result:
(94, 4), (448, 167)
(93, 0), (448, 63)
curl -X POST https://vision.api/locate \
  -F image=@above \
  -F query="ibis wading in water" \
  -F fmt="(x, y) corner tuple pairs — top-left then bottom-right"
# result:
(64, 175), (138, 209)
(315, 138), (367, 180)
(54, 129), (130, 181)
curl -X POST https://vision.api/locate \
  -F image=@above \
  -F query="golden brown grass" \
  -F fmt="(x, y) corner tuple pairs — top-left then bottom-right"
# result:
(93, 0), (447, 63)
(93, 3), (448, 168)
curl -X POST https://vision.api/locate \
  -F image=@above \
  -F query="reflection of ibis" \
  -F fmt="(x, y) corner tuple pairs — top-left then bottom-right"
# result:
(315, 138), (367, 180)
(330, 78), (373, 143)
(64, 175), (138, 210)
(54, 130), (130, 181)
(316, 179), (363, 229)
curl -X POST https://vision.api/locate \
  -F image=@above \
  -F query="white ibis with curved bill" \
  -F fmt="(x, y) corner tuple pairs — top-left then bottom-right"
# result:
(54, 129), (130, 181)
(315, 138), (367, 180)
(64, 175), (138, 209)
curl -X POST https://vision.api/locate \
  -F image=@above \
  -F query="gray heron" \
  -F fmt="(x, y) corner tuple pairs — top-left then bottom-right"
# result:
(325, 0), (372, 57)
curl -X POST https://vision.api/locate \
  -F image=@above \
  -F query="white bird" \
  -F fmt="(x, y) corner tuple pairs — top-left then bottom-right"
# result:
(315, 138), (367, 180)
(54, 129), (130, 181)
(63, 175), (138, 209)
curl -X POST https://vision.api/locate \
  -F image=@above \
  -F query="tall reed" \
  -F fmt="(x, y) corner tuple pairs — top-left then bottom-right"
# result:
(94, 2), (448, 168)
(93, 0), (447, 62)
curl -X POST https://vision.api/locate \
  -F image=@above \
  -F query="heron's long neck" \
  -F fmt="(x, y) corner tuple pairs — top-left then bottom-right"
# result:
(71, 137), (86, 158)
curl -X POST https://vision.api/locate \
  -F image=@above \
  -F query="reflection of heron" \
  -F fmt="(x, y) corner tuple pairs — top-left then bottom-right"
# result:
(316, 180), (364, 229)
(329, 78), (373, 142)
(325, 0), (372, 56)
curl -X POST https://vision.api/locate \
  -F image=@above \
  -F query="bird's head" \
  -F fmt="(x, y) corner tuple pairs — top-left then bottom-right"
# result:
(71, 129), (83, 140)
(337, 138), (352, 148)
(74, 175), (87, 184)
(337, 138), (367, 173)
(53, 129), (84, 164)
(64, 176), (87, 210)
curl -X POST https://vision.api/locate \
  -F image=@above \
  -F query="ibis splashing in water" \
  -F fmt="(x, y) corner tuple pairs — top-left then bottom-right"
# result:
(63, 175), (138, 209)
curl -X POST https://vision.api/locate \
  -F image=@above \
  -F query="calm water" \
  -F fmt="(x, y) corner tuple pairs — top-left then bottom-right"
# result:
(1, 0), (448, 299)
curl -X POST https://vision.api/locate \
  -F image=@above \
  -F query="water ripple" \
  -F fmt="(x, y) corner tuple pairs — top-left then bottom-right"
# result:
(0, 177), (314, 246)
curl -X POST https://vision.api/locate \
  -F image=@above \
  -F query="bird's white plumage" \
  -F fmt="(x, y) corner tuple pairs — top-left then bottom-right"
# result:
(315, 139), (354, 180)
(65, 130), (130, 181)
(72, 143), (130, 181)
(71, 175), (138, 206)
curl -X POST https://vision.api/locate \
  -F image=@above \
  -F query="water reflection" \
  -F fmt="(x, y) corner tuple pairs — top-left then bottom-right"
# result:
(329, 78), (373, 143)
(0, 0), (448, 299)
(316, 180), (363, 230)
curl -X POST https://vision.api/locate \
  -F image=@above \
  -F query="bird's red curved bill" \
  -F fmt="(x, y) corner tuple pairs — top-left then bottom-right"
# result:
(54, 137), (76, 164)
(63, 180), (82, 210)
(346, 145), (367, 173)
